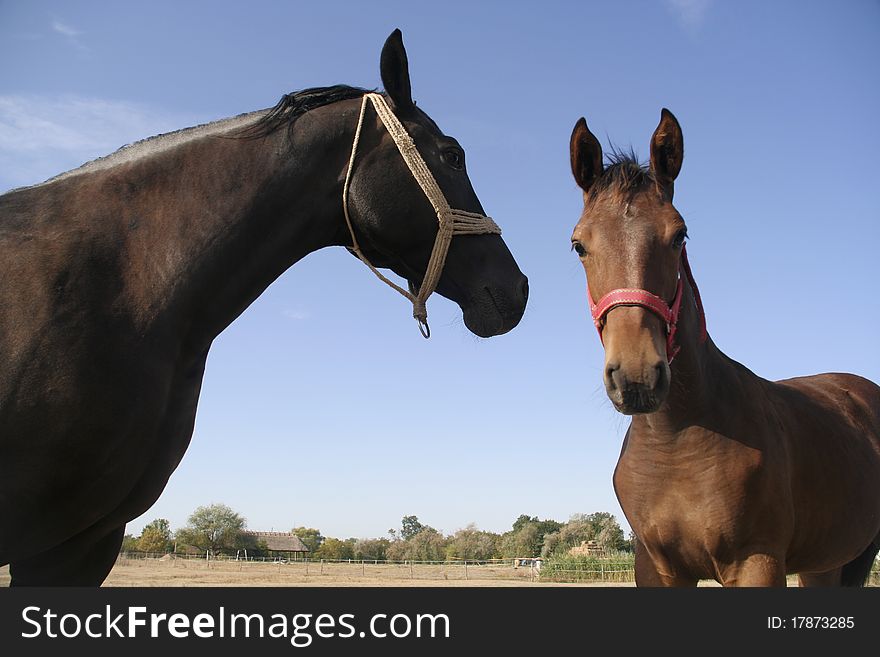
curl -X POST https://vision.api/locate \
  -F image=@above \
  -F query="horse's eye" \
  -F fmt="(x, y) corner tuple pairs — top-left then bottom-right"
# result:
(572, 242), (587, 257)
(443, 148), (464, 170)
(672, 229), (688, 249)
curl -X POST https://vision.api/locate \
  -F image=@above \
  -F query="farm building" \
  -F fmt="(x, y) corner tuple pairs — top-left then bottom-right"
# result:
(244, 531), (310, 560)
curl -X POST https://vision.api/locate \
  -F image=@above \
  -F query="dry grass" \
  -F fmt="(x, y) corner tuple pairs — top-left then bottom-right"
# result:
(0, 559), (832, 587)
(103, 557), (630, 587)
(0, 557), (673, 587)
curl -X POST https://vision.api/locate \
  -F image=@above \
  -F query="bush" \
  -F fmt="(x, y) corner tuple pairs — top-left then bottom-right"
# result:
(539, 553), (635, 583)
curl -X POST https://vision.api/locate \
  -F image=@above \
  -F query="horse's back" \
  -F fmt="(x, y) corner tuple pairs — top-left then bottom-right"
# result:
(775, 372), (880, 452)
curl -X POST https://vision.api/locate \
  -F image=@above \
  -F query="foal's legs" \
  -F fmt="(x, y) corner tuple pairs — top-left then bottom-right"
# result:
(10, 524), (125, 586)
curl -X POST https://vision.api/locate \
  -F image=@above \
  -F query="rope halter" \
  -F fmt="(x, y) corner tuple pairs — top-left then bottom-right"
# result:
(341, 93), (501, 338)
(588, 244), (707, 363)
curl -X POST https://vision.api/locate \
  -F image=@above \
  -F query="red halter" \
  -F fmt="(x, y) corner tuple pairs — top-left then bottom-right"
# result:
(588, 245), (707, 363)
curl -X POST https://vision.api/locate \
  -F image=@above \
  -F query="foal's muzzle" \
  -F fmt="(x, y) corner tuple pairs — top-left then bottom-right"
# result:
(604, 356), (670, 414)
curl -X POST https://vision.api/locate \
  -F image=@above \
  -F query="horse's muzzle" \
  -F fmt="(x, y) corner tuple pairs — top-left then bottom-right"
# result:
(604, 359), (670, 414)
(462, 275), (528, 338)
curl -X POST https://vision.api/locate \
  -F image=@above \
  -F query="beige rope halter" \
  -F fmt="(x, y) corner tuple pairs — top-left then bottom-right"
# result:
(341, 93), (501, 338)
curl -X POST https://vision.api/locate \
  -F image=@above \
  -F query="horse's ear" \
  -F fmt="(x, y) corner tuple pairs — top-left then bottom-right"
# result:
(570, 117), (604, 194)
(650, 108), (683, 200)
(380, 28), (414, 110)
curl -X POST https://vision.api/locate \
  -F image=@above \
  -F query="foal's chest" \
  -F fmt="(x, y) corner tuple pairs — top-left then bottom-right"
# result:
(614, 429), (775, 549)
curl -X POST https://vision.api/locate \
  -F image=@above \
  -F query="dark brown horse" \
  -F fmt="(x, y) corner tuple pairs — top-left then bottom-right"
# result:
(0, 30), (528, 586)
(569, 110), (880, 586)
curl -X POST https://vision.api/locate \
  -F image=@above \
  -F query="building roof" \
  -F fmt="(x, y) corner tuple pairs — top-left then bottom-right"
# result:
(244, 531), (310, 552)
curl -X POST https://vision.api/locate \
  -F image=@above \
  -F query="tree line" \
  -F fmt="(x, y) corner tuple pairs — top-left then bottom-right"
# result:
(123, 504), (633, 560)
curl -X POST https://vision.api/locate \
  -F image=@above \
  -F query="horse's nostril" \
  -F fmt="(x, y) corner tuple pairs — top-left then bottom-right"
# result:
(605, 362), (620, 390)
(655, 363), (666, 385)
(519, 276), (529, 302)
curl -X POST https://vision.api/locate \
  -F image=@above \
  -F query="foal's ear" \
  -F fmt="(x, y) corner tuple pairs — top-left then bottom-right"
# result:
(380, 28), (414, 110)
(570, 117), (604, 193)
(649, 108), (684, 200)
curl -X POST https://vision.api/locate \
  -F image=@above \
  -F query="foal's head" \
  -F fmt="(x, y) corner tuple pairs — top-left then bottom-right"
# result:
(569, 109), (686, 414)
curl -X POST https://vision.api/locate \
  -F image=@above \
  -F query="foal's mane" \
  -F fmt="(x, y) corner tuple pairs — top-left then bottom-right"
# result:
(591, 146), (655, 201)
(235, 84), (372, 139)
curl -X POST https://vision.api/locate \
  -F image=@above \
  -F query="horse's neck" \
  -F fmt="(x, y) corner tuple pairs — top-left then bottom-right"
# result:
(106, 107), (354, 351)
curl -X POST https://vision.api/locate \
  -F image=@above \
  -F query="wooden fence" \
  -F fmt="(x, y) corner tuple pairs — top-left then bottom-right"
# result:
(116, 553), (539, 582)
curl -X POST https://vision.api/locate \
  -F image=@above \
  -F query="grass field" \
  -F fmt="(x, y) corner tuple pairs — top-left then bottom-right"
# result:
(0, 557), (714, 587)
(1, 557), (628, 587)
(2, 557), (874, 587)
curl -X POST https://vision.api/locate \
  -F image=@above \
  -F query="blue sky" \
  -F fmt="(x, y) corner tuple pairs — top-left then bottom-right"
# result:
(2, 1), (878, 541)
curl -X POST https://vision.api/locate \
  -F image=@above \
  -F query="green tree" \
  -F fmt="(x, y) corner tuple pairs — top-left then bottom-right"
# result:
(593, 512), (626, 550)
(445, 524), (500, 561)
(499, 522), (540, 558)
(292, 527), (324, 553)
(541, 512), (628, 557)
(499, 515), (562, 558)
(175, 503), (247, 556)
(315, 537), (355, 560)
(512, 514), (537, 532)
(120, 534), (139, 553)
(138, 518), (172, 553)
(400, 515), (424, 541)
(387, 527), (447, 561)
(352, 538), (391, 561)
(408, 528), (447, 561)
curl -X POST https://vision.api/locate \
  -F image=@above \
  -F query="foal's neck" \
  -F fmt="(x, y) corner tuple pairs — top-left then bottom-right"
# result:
(635, 278), (750, 435)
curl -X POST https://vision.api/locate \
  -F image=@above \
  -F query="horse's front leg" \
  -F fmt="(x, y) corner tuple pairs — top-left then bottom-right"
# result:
(633, 538), (697, 587)
(718, 554), (787, 587)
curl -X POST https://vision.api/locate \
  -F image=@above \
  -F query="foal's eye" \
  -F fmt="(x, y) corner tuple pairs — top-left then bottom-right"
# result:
(443, 148), (465, 170)
(672, 229), (688, 249)
(572, 242), (587, 257)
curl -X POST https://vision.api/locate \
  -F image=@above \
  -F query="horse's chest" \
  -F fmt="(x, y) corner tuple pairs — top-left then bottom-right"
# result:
(3, 332), (183, 498)
(614, 433), (778, 551)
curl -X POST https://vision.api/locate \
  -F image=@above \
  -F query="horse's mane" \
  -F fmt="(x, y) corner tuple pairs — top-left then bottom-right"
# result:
(9, 85), (374, 192)
(235, 84), (372, 139)
(591, 145), (654, 200)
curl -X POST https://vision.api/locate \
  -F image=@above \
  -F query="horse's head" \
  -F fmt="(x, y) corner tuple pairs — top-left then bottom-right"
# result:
(343, 29), (528, 338)
(569, 109), (687, 414)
